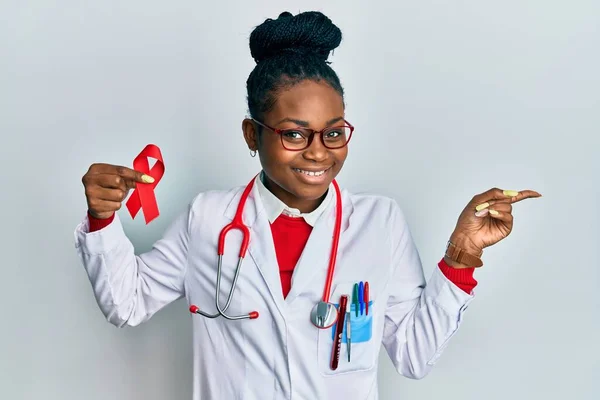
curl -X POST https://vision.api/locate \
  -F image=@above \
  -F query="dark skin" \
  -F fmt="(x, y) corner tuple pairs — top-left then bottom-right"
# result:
(242, 80), (348, 213)
(240, 78), (542, 268)
(81, 79), (542, 270)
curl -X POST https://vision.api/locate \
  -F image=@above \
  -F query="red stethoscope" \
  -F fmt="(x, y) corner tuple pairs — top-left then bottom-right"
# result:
(190, 174), (343, 329)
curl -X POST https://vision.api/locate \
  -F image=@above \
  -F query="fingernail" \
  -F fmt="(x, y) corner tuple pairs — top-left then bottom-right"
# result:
(489, 209), (499, 216)
(503, 190), (519, 197)
(475, 209), (489, 217)
(142, 174), (155, 183)
(475, 202), (490, 211)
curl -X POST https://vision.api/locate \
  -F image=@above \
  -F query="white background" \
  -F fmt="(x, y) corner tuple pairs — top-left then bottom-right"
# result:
(1, 1), (598, 399)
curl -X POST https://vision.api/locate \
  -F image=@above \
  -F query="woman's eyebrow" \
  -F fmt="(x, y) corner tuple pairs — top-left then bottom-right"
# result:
(275, 116), (344, 127)
(325, 117), (344, 125)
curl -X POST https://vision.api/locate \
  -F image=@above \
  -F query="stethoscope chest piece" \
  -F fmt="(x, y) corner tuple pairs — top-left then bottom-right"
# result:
(310, 301), (339, 329)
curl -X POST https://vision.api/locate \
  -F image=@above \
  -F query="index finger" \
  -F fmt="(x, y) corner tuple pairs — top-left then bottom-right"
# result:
(506, 189), (542, 204)
(475, 188), (542, 204)
(90, 163), (153, 183)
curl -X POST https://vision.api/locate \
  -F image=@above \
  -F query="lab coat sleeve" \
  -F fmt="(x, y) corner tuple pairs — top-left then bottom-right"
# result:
(381, 201), (474, 379)
(73, 202), (192, 328)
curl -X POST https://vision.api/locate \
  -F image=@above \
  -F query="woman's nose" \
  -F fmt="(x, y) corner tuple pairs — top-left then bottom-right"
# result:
(303, 133), (328, 161)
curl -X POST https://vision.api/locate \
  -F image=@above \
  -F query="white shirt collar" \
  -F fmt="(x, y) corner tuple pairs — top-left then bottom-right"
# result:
(255, 171), (333, 227)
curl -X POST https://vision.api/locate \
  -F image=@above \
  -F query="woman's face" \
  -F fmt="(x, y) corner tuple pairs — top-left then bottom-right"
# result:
(243, 79), (348, 212)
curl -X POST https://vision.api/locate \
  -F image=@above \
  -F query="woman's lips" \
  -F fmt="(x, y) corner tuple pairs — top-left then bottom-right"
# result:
(292, 167), (332, 184)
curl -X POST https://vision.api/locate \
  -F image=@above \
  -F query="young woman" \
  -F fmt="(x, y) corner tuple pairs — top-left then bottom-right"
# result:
(75, 11), (540, 400)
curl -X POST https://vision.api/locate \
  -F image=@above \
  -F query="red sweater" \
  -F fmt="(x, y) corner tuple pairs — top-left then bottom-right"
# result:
(87, 211), (477, 296)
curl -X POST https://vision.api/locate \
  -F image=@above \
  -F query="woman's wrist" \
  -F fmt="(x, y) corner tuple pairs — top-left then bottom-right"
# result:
(445, 232), (483, 269)
(449, 232), (482, 255)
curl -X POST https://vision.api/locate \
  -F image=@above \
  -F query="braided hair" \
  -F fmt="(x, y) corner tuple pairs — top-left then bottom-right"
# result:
(246, 11), (345, 124)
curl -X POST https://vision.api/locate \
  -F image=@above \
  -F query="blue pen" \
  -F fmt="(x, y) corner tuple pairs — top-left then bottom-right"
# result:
(358, 281), (364, 315)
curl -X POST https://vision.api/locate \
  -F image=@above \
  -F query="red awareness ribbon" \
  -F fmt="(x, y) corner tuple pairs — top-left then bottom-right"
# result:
(126, 144), (164, 224)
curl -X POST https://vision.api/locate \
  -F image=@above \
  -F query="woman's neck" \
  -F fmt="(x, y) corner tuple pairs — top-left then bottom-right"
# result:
(262, 174), (326, 213)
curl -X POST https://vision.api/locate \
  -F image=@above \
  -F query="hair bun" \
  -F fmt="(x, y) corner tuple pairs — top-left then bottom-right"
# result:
(250, 11), (342, 64)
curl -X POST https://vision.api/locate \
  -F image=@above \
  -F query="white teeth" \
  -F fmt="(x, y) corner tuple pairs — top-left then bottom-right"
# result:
(294, 168), (326, 177)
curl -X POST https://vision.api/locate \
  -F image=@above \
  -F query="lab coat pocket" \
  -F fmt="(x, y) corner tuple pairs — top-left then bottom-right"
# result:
(318, 282), (377, 376)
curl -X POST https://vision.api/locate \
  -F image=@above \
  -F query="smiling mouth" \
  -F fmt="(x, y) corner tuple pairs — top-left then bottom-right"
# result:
(292, 167), (331, 177)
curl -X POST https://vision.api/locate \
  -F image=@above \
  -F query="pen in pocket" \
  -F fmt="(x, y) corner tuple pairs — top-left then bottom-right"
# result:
(352, 284), (359, 317)
(346, 311), (351, 362)
(364, 281), (369, 315)
(359, 281), (364, 315)
(330, 295), (348, 371)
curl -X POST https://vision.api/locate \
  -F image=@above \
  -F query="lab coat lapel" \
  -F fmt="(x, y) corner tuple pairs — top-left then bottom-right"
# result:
(247, 210), (287, 311)
(224, 180), (287, 314)
(285, 190), (353, 305)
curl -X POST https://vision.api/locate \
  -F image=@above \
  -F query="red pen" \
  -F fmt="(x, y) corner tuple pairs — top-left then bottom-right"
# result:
(330, 295), (348, 370)
(364, 282), (370, 316)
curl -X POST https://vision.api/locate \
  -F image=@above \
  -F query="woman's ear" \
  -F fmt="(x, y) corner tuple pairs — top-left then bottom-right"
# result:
(242, 119), (259, 151)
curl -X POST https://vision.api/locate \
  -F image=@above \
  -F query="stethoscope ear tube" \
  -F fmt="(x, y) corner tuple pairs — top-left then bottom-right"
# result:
(189, 253), (259, 320)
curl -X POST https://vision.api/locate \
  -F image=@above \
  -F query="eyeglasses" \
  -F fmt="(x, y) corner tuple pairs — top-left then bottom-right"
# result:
(252, 119), (354, 151)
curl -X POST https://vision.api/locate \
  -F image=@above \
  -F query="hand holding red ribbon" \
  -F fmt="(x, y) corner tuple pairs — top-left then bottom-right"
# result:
(126, 144), (165, 224)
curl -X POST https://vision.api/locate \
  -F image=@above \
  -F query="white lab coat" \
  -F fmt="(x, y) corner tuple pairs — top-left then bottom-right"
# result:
(74, 180), (474, 400)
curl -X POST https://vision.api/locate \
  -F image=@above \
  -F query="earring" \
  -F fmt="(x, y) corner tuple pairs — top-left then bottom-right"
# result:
(250, 149), (257, 157)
